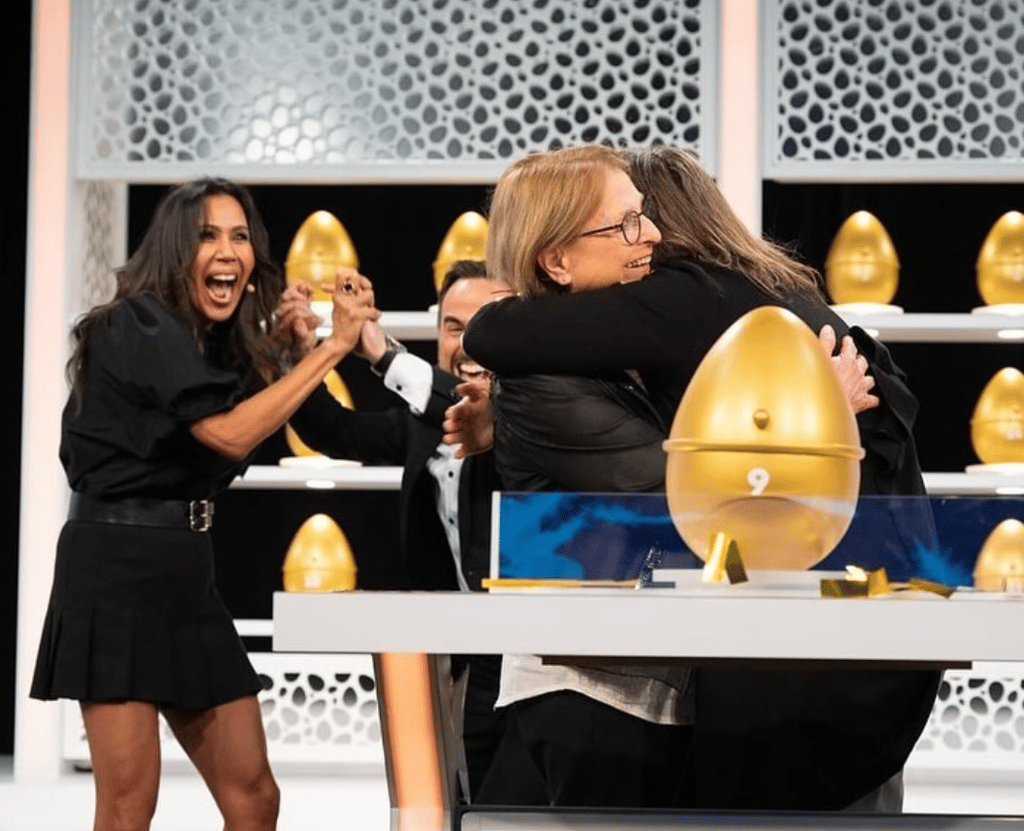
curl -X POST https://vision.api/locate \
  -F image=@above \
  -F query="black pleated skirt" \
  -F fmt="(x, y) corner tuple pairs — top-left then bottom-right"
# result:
(30, 520), (262, 709)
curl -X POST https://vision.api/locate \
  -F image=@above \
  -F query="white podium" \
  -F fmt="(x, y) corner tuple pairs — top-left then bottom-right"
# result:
(273, 589), (1024, 831)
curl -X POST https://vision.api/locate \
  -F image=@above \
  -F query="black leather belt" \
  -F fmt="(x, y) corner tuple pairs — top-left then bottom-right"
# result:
(69, 493), (215, 532)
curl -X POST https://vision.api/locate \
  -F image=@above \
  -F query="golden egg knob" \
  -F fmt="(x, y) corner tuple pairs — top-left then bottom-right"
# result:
(663, 306), (864, 570)
(433, 212), (488, 293)
(285, 211), (359, 301)
(973, 518), (1024, 592)
(282, 513), (357, 592)
(285, 370), (355, 458)
(977, 211), (1024, 306)
(825, 211), (900, 305)
(970, 367), (1024, 465)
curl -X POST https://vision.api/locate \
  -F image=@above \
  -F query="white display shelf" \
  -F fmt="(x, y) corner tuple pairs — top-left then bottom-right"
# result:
(310, 307), (1024, 344)
(232, 464), (402, 491)
(231, 466), (1022, 495)
(315, 309), (437, 341)
(923, 471), (1024, 495)
(836, 311), (1024, 343)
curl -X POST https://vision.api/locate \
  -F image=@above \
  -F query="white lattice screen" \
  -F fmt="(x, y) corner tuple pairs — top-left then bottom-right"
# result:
(63, 654), (384, 769)
(764, 0), (1024, 179)
(74, 0), (717, 180)
(62, 656), (1024, 777)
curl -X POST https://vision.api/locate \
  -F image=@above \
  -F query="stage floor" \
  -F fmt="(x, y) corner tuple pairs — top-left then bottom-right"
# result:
(2, 758), (1023, 830)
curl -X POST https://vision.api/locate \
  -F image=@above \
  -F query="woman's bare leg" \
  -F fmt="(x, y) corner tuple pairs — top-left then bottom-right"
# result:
(80, 700), (161, 831)
(163, 695), (279, 831)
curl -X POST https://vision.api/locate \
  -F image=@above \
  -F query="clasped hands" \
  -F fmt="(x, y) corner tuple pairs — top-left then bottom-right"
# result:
(271, 268), (383, 360)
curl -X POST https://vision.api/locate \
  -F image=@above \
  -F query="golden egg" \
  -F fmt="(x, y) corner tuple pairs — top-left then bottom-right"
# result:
(433, 211), (488, 293)
(282, 513), (357, 592)
(285, 211), (359, 301)
(977, 211), (1024, 306)
(285, 370), (355, 458)
(971, 367), (1024, 464)
(973, 518), (1024, 592)
(825, 211), (900, 305)
(663, 306), (864, 570)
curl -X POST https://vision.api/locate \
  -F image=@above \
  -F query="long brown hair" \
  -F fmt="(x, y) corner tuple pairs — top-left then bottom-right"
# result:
(68, 178), (285, 399)
(625, 145), (823, 298)
(487, 145), (629, 297)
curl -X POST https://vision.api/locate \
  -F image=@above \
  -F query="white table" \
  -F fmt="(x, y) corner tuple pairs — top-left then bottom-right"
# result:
(273, 587), (1024, 831)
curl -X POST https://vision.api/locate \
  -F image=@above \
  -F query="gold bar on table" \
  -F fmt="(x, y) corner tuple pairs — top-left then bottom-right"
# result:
(820, 578), (870, 597)
(481, 578), (635, 589)
(907, 578), (956, 598)
(723, 538), (748, 584)
(702, 531), (730, 583)
(867, 568), (892, 596)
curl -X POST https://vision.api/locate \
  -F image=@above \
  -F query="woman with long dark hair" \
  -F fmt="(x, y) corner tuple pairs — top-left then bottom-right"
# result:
(30, 177), (376, 831)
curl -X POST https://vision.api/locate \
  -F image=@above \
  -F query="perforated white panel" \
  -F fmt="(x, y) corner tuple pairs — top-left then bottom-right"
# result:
(75, 0), (717, 181)
(910, 662), (1024, 771)
(764, 0), (1024, 180)
(80, 182), (120, 311)
(62, 654), (383, 768)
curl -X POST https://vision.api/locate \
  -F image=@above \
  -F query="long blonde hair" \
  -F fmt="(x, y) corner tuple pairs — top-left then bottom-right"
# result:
(625, 145), (822, 297)
(487, 145), (629, 297)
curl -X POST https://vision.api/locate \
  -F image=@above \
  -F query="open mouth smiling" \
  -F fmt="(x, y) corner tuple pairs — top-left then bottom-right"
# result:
(454, 358), (490, 383)
(205, 273), (239, 303)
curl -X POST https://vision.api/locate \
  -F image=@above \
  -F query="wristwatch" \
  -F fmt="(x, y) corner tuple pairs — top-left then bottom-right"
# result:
(370, 335), (408, 378)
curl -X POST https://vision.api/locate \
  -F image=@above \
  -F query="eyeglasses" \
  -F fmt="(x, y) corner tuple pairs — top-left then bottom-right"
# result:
(576, 199), (656, 245)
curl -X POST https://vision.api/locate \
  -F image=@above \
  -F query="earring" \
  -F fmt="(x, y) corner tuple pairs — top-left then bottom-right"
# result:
(245, 283), (256, 294)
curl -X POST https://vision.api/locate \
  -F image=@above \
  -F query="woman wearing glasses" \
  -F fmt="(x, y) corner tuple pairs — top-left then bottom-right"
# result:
(465, 145), (936, 812)
(473, 145), (695, 808)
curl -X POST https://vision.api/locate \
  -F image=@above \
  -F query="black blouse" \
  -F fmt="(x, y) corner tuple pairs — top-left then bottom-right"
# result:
(60, 294), (258, 500)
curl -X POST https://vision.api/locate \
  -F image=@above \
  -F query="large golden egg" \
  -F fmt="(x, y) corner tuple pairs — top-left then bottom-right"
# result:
(970, 367), (1024, 464)
(663, 307), (864, 570)
(285, 211), (359, 301)
(977, 211), (1024, 306)
(282, 513), (357, 592)
(285, 370), (355, 458)
(973, 518), (1024, 592)
(433, 211), (488, 293)
(825, 211), (900, 305)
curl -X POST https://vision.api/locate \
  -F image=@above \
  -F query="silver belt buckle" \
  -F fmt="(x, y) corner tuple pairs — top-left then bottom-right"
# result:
(189, 500), (214, 532)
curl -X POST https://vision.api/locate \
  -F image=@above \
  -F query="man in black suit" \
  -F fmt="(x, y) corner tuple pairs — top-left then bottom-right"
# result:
(286, 260), (510, 800)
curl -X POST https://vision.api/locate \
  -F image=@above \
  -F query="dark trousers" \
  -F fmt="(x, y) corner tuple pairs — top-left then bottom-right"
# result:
(683, 666), (940, 811)
(476, 690), (693, 808)
(451, 654), (505, 802)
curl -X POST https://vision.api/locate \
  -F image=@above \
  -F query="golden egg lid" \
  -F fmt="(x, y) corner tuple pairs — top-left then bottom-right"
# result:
(285, 211), (359, 294)
(663, 306), (865, 461)
(282, 513), (357, 592)
(825, 211), (900, 268)
(976, 210), (1024, 268)
(973, 518), (1024, 591)
(970, 367), (1024, 424)
(433, 211), (488, 292)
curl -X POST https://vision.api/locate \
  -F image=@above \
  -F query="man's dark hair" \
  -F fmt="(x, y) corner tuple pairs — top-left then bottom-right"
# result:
(437, 259), (488, 306)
